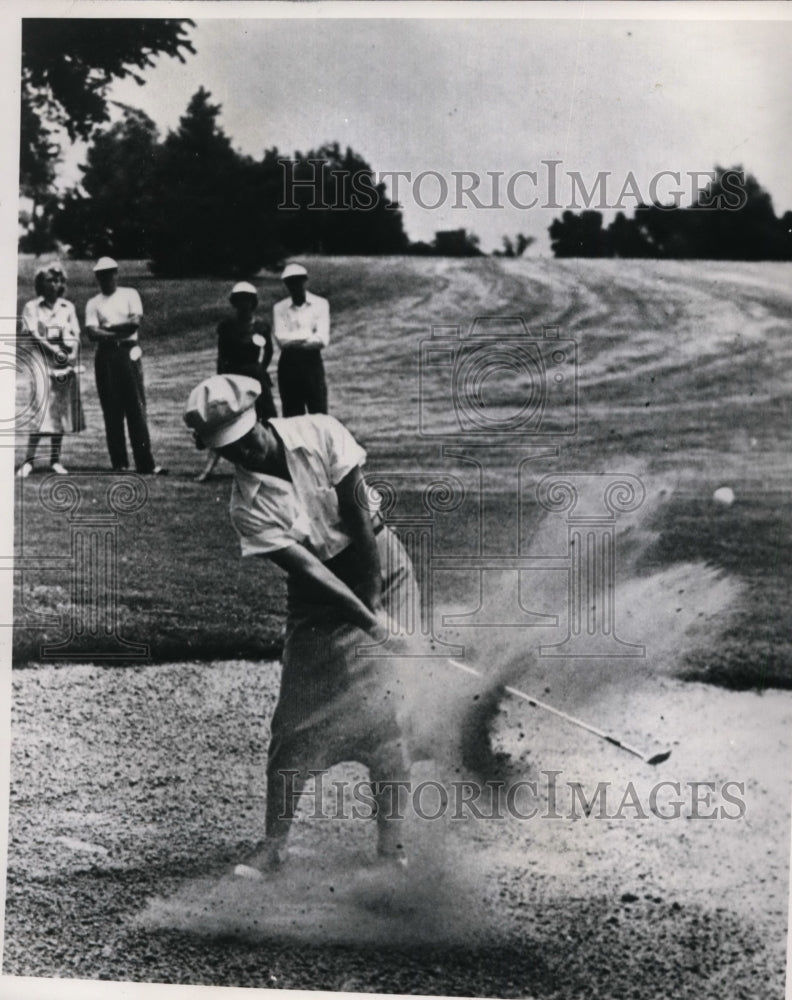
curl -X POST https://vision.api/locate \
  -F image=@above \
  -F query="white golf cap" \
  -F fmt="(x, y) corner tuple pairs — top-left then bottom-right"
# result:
(93, 256), (118, 272)
(281, 262), (308, 281)
(230, 281), (258, 297)
(184, 374), (260, 449)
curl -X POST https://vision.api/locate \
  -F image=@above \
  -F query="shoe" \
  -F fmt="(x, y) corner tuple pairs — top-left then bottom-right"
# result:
(16, 461), (33, 479)
(233, 863), (264, 881)
(376, 851), (409, 875)
(236, 838), (288, 875)
(232, 846), (285, 880)
(51, 462), (68, 475)
(151, 466), (168, 476)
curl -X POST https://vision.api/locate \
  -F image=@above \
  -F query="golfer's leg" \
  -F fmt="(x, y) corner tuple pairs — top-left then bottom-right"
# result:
(95, 350), (129, 469)
(261, 734), (313, 863)
(367, 736), (411, 861)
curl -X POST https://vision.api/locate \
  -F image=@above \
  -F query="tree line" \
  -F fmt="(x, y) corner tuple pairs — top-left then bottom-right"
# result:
(24, 87), (500, 273)
(548, 167), (792, 260)
(20, 19), (491, 271)
(26, 89), (408, 273)
(20, 19), (791, 269)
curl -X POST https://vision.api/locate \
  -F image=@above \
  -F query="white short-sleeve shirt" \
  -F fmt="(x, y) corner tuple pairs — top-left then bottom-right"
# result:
(85, 287), (143, 343)
(21, 297), (80, 341)
(272, 292), (330, 350)
(230, 414), (376, 561)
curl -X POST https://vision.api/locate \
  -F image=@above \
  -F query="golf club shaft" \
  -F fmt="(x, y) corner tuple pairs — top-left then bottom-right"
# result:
(446, 658), (669, 765)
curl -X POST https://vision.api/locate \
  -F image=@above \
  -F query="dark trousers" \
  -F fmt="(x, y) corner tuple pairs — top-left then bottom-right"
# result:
(94, 344), (156, 472)
(277, 349), (328, 417)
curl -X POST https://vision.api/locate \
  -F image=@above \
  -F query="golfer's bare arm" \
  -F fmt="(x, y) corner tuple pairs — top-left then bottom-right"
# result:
(335, 467), (383, 612)
(266, 544), (385, 638)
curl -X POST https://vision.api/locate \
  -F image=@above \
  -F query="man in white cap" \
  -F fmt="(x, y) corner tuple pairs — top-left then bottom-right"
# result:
(184, 374), (415, 875)
(272, 263), (330, 416)
(85, 257), (166, 474)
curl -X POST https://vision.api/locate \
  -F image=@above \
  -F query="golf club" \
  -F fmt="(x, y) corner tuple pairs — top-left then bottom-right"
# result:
(446, 658), (672, 766)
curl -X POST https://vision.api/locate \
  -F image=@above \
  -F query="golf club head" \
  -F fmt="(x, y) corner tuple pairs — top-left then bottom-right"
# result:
(645, 749), (672, 766)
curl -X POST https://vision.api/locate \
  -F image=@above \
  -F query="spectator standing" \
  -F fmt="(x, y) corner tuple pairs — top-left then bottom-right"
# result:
(84, 258), (166, 474)
(16, 264), (84, 477)
(196, 281), (277, 482)
(273, 263), (330, 416)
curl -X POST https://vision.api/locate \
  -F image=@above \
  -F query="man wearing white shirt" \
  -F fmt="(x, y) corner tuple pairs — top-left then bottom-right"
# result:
(84, 257), (166, 474)
(272, 263), (330, 416)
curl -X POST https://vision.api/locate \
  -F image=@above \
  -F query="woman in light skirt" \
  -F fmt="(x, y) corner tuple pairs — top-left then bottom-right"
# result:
(16, 265), (85, 477)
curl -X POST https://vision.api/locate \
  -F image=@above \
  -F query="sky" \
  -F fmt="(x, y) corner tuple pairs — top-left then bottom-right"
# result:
(52, 4), (792, 253)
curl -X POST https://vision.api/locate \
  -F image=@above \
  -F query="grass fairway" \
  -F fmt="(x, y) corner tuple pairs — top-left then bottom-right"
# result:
(12, 255), (792, 687)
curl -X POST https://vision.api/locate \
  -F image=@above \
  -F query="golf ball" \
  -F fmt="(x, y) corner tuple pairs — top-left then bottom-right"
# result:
(712, 487), (735, 506)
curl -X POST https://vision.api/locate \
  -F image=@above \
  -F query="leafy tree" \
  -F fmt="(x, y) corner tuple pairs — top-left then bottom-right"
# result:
(147, 88), (266, 276)
(780, 212), (792, 260)
(148, 109), (410, 274)
(693, 166), (787, 260)
(495, 233), (535, 257)
(551, 167), (791, 261)
(20, 18), (194, 249)
(407, 240), (435, 256)
(18, 192), (63, 255)
(56, 104), (159, 258)
(431, 229), (483, 257)
(606, 211), (653, 258)
(633, 168), (788, 260)
(19, 94), (59, 201)
(549, 210), (607, 257)
(279, 143), (409, 255)
(19, 94), (62, 252)
(515, 234), (534, 257)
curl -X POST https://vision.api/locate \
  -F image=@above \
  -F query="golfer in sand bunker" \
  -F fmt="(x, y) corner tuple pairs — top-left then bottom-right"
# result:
(185, 374), (418, 876)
